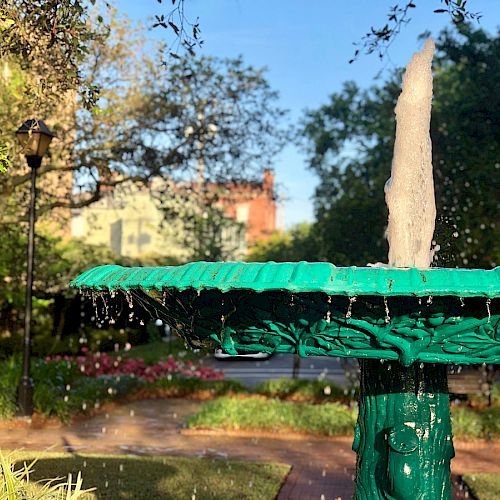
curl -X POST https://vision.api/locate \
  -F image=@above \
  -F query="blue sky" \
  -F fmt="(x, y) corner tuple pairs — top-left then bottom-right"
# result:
(117, 0), (499, 227)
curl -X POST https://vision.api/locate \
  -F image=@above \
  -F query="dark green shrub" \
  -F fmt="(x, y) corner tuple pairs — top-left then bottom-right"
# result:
(255, 378), (346, 401)
(152, 376), (245, 396)
(481, 407), (500, 438)
(187, 397), (357, 436)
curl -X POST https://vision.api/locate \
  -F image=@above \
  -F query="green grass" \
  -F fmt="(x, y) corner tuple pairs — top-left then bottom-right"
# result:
(187, 396), (357, 436)
(10, 451), (290, 500)
(462, 473), (500, 500)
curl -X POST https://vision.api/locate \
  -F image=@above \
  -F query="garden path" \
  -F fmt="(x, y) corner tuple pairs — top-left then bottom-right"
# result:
(1, 399), (498, 499)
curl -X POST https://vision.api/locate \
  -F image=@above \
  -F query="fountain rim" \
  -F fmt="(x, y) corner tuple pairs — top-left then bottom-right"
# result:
(70, 262), (499, 298)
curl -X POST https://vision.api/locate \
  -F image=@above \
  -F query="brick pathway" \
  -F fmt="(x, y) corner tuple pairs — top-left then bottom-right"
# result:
(1, 399), (498, 499)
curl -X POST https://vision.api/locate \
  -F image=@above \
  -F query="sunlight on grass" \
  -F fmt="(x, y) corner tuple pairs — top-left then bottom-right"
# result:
(8, 450), (289, 499)
(463, 473), (500, 500)
(187, 396), (357, 436)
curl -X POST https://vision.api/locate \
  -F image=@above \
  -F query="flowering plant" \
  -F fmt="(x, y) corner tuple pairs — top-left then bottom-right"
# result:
(45, 351), (223, 383)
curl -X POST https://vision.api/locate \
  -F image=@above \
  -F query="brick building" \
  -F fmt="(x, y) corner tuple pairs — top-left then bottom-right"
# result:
(71, 170), (277, 260)
(219, 169), (276, 246)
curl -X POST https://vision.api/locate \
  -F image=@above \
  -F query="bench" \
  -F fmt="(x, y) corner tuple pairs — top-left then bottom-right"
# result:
(448, 365), (497, 405)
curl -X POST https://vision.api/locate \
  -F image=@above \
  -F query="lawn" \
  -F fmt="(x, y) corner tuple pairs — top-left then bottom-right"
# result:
(8, 451), (290, 500)
(462, 473), (500, 500)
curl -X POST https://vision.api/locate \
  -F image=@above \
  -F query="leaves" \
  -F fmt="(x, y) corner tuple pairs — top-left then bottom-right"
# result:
(352, 1), (482, 63)
(152, 0), (203, 60)
(303, 25), (499, 269)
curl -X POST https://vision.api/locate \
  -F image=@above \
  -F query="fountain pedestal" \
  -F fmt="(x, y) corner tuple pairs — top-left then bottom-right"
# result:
(356, 361), (453, 499)
(71, 262), (499, 499)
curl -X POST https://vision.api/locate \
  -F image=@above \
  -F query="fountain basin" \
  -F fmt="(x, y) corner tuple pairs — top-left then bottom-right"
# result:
(70, 262), (499, 367)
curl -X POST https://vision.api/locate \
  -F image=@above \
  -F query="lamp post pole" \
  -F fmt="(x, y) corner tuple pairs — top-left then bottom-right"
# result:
(17, 155), (42, 417)
(15, 119), (54, 418)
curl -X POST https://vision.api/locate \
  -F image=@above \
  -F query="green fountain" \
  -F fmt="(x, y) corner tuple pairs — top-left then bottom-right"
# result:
(70, 40), (499, 499)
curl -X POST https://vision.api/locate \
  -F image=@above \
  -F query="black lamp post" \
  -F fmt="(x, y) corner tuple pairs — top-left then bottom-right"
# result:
(15, 119), (55, 418)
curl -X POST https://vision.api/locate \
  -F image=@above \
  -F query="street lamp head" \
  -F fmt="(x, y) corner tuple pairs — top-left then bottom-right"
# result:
(16, 119), (55, 159)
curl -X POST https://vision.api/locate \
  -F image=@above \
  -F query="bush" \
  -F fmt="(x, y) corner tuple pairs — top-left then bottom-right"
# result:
(491, 383), (500, 406)
(187, 397), (357, 436)
(45, 351), (223, 382)
(451, 407), (484, 439)
(0, 356), (20, 419)
(480, 407), (500, 438)
(255, 378), (346, 402)
(151, 377), (246, 398)
(451, 406), (500, 440)
(0, 351), (224, 422)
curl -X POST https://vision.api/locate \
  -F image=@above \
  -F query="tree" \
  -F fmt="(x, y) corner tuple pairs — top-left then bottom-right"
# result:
(0, 14), (288, 223)
(0, 1), (103, 112)
(0, 13), (289, 341)
(302, 25), (499, 269)
(248, 224), (320, 262)
(351, 0), (482, 62)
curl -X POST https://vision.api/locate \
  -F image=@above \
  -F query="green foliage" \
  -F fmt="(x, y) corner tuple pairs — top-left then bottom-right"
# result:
(303, 25), (499, 268)
(255, 378), (346, 401)
(0, 356), (143, 423)
(0, 357), (18, 419)
(0, 1), (103, 111)
(120, 339), (210, 364)
(187, 397), (358, 436)
(0, 145), (10, 172)
(9, 451), (290, 500)
(352, 1), (482, 63)
(152, 376), (246, 397)
(248, 224), (320, 262)
(463, 473), (500, 500)
(1, 451), (94, 499)
(450, 406), (500, 439)
(450, 406), (484, 438)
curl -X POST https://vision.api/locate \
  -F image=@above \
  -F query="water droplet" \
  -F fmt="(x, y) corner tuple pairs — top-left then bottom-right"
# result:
(383, 297), (390, 323)
(346, 296), (357, 319)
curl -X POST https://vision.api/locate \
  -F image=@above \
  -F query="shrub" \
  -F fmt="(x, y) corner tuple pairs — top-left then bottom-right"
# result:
(451, 406), (500, 440)
(151, 376), (245, 397)
(480, 407), (500, 438)
(45, 351), (223, 383)
(255, 378), (346, 401)
(0, 356), (20, 419)
(451, 407), (484, 439)
(187, 397), (357, 436)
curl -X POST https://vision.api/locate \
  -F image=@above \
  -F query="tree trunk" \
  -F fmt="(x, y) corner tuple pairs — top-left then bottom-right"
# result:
(353, 360), (454, 499)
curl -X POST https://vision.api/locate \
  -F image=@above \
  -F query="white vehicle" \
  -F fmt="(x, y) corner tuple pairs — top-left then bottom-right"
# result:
(214, 348), (272, 360)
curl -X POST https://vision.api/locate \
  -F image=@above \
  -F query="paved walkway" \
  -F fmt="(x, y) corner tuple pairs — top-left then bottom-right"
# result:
(1, 399), (498, 499)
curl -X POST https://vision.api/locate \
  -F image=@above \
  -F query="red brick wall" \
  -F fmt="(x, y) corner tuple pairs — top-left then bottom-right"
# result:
(220, 169), (276, 246)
